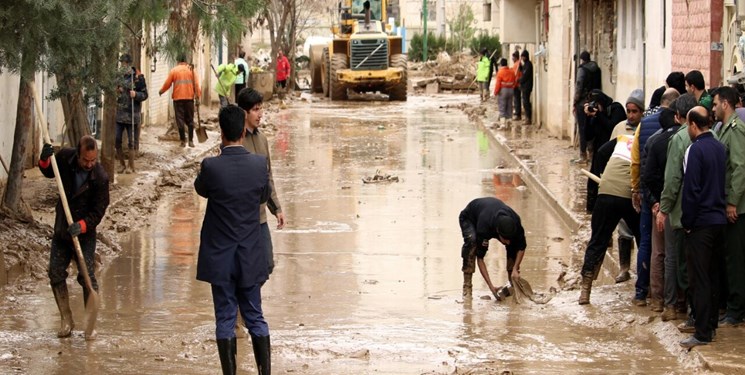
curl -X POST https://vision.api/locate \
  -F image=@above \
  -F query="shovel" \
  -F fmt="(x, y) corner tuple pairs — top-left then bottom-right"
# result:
(31, 85), (99, 340)
(190, 64), (208, 143)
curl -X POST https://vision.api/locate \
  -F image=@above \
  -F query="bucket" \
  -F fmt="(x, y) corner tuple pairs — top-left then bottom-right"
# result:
(249, 72), (274, 99)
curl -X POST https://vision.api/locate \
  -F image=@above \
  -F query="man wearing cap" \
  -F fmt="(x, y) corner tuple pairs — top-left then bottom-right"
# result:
(459, 197), (527, 298)
(116, 53), (148, 173)
(578, 90), (645, 305)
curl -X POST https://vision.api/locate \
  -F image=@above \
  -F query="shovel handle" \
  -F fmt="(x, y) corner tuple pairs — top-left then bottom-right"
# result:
(31, 86), (97, 297)
(580, 168), (601, 184)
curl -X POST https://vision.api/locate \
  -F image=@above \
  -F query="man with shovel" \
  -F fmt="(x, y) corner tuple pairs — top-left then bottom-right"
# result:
(459, 197), (526, 299)
(39, 135), (110, 340)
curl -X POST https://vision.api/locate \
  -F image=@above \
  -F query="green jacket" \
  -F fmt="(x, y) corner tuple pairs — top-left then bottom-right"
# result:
(660, 122), (720, 228)
(215, 63), (239, 97)
(476, 56), (490, 82)
(719, 113), (745, 214)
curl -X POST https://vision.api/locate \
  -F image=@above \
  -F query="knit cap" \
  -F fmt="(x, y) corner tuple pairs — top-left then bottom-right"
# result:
(626, 89), (644, 110)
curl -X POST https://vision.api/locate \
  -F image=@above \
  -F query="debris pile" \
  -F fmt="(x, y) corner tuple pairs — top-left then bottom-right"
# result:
(362, 170), (399, 184)
(410, 52), (477, 93)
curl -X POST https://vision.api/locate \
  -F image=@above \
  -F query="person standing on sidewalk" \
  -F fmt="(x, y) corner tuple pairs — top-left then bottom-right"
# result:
(234, 51), (250, 103)
(520, 50), (534, 125)
(115, 53), (148, 174)
(685, 70), (712, 111)
(237, 88), (285, 276)
(39, 136), (110, 340)
(629, 88), (680, 311)
(712, 86), (745, 327)
(644, 106), (680, 316)
(578, 94), (642, 304)
(655, 93), (700, 329)
(511, 51), (523, 120)
(159, 53), (201, 148)
(459, 197), (526, 298)
(195, 105), (272, 374)
(573, 51), (602, 164)
(476, 49), (492, 102)
(494, 58), (516, 125)
(678, 106), (727, 348)
(275, 51), (290, 89)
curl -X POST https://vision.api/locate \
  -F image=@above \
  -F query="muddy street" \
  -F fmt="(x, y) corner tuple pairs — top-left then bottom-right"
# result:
(0, 95), (689, 374)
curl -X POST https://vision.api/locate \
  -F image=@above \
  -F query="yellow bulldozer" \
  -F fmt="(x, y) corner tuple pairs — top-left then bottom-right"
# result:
(309, 0), (407, 101)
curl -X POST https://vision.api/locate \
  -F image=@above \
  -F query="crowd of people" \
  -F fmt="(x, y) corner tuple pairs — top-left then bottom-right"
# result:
(476, 48), (534, 126)
(573, 51), (745, 349)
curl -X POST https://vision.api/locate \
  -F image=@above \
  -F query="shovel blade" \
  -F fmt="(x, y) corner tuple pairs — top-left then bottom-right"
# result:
(84, 290), (99, 340)
(196, 127), (208, 143)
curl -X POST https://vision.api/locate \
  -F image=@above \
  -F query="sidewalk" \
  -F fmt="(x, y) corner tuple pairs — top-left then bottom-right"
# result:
(471, 99), (745, 374)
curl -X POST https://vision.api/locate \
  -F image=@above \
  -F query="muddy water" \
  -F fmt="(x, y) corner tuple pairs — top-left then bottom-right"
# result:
(0, 95), (685, 374)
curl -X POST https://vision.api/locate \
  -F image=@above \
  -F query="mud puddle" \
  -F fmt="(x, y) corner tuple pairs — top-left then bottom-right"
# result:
(0, 95), (688, 374)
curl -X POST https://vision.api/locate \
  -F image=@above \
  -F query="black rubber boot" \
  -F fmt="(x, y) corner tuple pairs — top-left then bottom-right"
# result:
(51, 282), (74, 338)
(615, 237), (633, 283)
(250, 334), (271, 375)
(217, 337), (237, 375)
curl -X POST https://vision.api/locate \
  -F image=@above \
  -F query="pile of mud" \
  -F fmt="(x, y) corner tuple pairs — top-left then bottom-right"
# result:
(409, 52), (476, 78)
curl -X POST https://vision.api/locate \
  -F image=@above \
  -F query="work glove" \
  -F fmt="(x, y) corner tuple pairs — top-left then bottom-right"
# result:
(40, 143), (54, 161)
(68, 221), (83, 237)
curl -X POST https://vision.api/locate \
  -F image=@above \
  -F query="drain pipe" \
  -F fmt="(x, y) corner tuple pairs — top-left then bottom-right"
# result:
(642, 0), (646, 102)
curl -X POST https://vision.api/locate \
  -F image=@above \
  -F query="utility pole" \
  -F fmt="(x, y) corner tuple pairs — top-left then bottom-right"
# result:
(422, 0), (428, 61)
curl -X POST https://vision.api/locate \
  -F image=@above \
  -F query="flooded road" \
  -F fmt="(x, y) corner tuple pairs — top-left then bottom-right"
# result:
(0, 95), (687, 374)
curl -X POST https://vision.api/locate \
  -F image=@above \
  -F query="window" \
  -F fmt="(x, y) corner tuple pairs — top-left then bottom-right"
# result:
(483, 2), (492, 22)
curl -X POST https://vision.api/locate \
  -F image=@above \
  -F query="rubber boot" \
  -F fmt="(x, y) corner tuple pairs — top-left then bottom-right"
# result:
(217, 337), (237, 375)
(128, 148), (136, 173)
(51, 282), (74, 338)
(615, 238), (633, 283)
(116, 149), (127, 174)
(578, 275), (593, 305)
(82, 286), (98, 340)
(462, 272), (473, 297)
(250, 334), (271, 375)
(188, 126), (195, 148)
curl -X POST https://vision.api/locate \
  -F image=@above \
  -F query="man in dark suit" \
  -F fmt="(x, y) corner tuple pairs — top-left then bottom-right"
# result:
(195, 104), (271, 375)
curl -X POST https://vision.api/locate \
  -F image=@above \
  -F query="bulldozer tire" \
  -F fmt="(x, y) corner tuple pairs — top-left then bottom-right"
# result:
(387, 54), (408, 101)
(309, 44), (324, 93)
(330, 53), (348, 101)
(321, 47), (330, 97)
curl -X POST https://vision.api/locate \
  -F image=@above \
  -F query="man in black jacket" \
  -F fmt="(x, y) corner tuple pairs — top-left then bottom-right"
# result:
(520, 50), (534, 125)
(39, 135), (110, 340)
(574, 51), (602, 164)
(459, 197), (527, 298)
(116, 53), (148, 173)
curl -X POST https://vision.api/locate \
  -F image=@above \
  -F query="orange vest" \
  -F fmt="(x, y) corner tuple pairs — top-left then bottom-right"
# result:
(512, 60), (523, 88)
(494, 66), (516, 95)
(160, 63), (201, 100)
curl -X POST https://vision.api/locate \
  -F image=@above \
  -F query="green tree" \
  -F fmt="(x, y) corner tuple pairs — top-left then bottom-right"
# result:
(470, 32), (501, 58)
(448, 3), (476, 53)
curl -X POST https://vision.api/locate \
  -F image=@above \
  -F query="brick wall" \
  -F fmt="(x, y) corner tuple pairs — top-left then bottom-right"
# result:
(672, 0), (723, 87)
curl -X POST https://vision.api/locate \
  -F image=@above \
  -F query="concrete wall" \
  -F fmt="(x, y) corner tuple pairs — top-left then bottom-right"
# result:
(672, 0), (724, 88)
(615, 0), (645, 103)
(542, 0), (575, 139)
(643, 0), (673, 105)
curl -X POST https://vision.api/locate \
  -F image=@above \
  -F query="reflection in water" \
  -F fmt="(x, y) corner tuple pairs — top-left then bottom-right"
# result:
(0, 96), (685, 374)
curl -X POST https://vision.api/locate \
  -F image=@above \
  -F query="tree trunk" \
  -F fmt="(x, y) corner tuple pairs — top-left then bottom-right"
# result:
(2, 71), (34, 219)
(101, 91), (116, 179)
(58, 89), (91, 145)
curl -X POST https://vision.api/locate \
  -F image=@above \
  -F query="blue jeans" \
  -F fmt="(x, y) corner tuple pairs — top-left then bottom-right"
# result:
(635, 195), (652, 299)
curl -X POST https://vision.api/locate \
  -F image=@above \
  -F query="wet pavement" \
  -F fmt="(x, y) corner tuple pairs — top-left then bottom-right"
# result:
(0, 95), (694, 374)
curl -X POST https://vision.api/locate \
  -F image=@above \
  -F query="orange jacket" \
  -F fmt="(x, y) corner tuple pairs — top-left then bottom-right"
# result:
(494, 66), (516, 95)
(512, 60), (523, 88)
(159, 63), (201, 100)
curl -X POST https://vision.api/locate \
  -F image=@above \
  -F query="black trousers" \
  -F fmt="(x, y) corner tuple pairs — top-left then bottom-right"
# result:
(513, 86), (522, 118)
(581, 194), (641, 277)
(685, 225), (725, 342)
(522, 87), (533, 120)
(173, 99), (194, 142)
